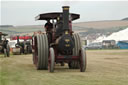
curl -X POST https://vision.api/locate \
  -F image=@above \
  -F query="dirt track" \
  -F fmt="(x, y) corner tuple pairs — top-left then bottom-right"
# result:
(0, 50), (128, 85)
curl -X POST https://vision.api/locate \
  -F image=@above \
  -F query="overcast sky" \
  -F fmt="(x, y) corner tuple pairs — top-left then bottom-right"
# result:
(1, 1), (128, 26)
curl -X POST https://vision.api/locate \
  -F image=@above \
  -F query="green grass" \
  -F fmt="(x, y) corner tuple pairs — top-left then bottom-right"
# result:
(0, 50), (128, 85)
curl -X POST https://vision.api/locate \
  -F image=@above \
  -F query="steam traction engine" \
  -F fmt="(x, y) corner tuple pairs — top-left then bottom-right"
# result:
(32, 6), (87, 72)
(0, 32), (10, 57)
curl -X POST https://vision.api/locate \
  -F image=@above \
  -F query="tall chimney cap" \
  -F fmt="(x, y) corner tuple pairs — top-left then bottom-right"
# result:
(62, 6), (70, 8)
(62, 6), (70, 10)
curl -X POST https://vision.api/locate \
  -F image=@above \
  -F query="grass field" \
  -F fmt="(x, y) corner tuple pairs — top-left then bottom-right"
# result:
(0, 50), (128, 85)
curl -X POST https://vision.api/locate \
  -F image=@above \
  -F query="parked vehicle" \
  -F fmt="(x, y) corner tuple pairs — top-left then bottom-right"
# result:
(85, 43), (102, 49)
(0, 32), (10, 57)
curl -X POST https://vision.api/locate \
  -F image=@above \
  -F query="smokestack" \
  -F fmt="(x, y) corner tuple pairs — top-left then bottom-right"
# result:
(17, 36), (19, 44)
(62, 6), (69, 30)
(0, 35), (1, 41)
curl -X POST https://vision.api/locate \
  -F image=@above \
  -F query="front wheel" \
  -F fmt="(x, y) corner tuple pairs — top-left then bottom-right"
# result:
(48, 48), (55, 73)
(80, 47), (87, 72)
(4, 49), (7, 57)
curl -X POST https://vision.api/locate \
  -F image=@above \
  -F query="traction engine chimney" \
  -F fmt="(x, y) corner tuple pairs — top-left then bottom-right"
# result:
(62, 6), (69, 31)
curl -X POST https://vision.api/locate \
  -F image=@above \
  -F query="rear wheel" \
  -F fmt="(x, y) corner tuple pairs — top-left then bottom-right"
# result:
(48, 48), (55, 72)
(68, 61), (79, 69)
(32, 37), (35, 64)
(60, 62), (65, 66)
(33, 52), (36, 64)
(33, 34), (49, 70)
(68, 33), (81, 69)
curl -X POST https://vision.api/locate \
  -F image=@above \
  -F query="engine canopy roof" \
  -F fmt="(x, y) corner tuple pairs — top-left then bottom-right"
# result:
(0, 32), (8, 36)
(35, 12), (80, 21)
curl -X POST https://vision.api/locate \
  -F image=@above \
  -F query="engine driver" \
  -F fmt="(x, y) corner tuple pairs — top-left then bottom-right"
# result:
(44, 19), (53, 44)
(44, 19), (53, 33)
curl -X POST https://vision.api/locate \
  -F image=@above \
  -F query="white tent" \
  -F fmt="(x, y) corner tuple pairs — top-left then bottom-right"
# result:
(94, 27), (128, 43)
(103, 27), (128, 41)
